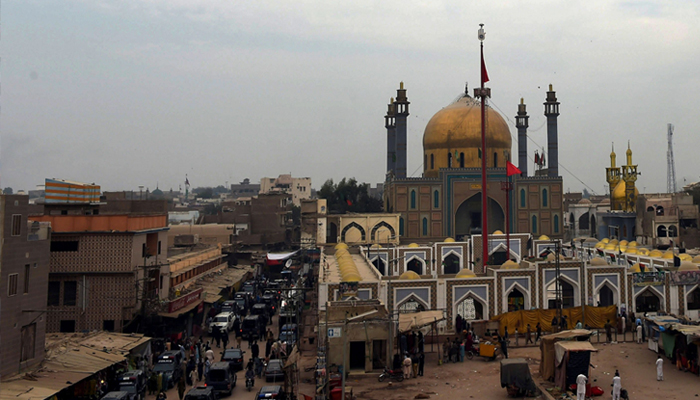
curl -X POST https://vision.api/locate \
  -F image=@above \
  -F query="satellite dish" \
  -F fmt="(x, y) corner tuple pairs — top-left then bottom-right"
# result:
(285, 259), (293, 269)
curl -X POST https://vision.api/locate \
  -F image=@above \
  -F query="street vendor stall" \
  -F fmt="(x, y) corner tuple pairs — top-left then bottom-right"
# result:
(500, 358), (538, 397)
(539, 329), (593, 381)
(554, 340), (597, 389)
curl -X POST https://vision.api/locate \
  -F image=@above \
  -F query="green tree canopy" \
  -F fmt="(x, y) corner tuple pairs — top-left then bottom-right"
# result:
(318, 178), (383, 213)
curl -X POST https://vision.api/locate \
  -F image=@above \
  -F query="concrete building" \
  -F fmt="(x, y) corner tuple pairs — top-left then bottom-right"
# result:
(0, 195), (51, 378)
(260, 174), (312, 206)
(636, 192), (699, 249)
(30, 199), (169, 333)
(230, 178), (261, 199)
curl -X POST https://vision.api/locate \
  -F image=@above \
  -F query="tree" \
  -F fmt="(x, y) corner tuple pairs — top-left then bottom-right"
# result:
(3, 187), (13, 195)
(582, 188), (590, 199)
(318, 178), (383, 213)
(197, 188), (214, 199)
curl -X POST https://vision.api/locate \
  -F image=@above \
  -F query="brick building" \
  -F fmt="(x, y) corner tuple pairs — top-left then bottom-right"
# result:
(0, 195), (51, 378)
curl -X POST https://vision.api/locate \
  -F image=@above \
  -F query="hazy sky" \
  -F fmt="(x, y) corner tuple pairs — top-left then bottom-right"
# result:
(3, 0), (699, 195)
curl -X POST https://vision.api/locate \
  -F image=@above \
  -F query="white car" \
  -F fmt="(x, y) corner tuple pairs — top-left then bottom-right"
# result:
(209, 312), (235, 334)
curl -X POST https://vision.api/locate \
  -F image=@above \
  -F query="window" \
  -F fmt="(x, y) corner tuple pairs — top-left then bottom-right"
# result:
(60, 320), (76, 333)
(553, 215), (560, 234)
(11, 215), (22, 236)
(48, 282), (60, 306)
(158, 241), (162, 255)
(433, 190), (439, 208)
(494, 152), (498, 168)
(542, 188), (548, 207)
(422, 218), (428, 236)
(399, 218), (405, 236)
(103, 320), (115, 332)
(656, 206), (664, 216)
(410, 190), (416, 209)
(460, 152), (465, 168)
(51, 241), (79, 252)
(520, 189), (526, 208)
(24, 264), (30, 294)
(142, 243), (148, 258)
(63, 281), (77, 306)
(532, 215), (538, 233)
(7, 273), (18, 296)
(20, 323), (36, 362)
(668, 225), (678, 237)
(657, 225), (667, 238)
(430, 154), (434, 169)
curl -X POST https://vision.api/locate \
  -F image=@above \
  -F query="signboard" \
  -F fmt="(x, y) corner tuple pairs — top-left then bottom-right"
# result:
(670, 270), (700, 286)
(339, 281), (358, 298)
(327, 327), (342, 338)
(632, 272), (665, 287)
(167, 288), (202, 313)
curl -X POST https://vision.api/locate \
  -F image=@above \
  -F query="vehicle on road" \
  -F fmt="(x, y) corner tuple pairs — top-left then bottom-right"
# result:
(183, 386), (216, 400)
(221, 348), (245, 372)
(220, 300), (237, 314)
(209, 312), (236, 334)
(116, 370), (147, 400)
(206, 361), (237, 397)
(241, 315), (266, 340)
(377, 367), (404, 382)
(153, 351), (183, 389)
(101, 392), (130, 400)
(233, 293), (249, 316)
(251, 303), (270, 324)
(256, 385), (287, 399)
(265, 359), (285, 383)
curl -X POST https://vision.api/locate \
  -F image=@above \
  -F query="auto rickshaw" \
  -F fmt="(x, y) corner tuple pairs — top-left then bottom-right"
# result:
(466, 340), (500, 361)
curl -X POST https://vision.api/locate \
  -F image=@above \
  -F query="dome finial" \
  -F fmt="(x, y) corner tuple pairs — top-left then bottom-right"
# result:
(520, 97), (524, 104)
(465, 82), (468, 95)
(400, 81), (404, 90)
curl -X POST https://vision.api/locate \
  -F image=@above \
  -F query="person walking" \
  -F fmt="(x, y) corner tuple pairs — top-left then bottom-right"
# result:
(612, 370), (621, 400)
(514, 328), (519, 347)
(189, 366), (198, 386)
(526, 324), (533, 345)
(499, 335), (509, 359)
(411, 353), (419, 378)
(656, 355), (664, 381)
(213, 327), (221, 348)
(418, 352), (425, 376)
(536, 322), (542, 343)
(221, 329), (229, 349)
(459, 340), (465, 362)
(252, 340), (260, 360)
(197, 358), (204, 382)
(402, 354), (412, 379)
(576, 373), (587, 400)
(551, 316), (558, 333)
(177, 376), (186, 400)
(636, 323), (643, 344)
(605, 319), (613, 342)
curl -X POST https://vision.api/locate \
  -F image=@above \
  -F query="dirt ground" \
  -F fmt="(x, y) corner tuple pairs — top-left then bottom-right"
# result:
(297, 341), (700, 400)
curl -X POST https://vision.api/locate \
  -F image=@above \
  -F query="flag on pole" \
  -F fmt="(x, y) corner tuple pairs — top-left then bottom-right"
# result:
(534, 152), (540, 165)
(481, 52), (490, 83)
(185, 176), (190, 186)
(506, 161), (522, 177)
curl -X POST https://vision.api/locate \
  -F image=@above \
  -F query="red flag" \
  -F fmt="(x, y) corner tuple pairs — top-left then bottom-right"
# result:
(506, 161), (522, 177)
(346, 199), (352, 206)
(481, 52), (490, 84)
(534, 152), (540, 165)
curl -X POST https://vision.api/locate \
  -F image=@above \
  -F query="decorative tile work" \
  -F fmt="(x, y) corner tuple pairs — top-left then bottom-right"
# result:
(494, 270), (536, 314)
(51, 233), (135, 273)
(328, 282), (379, 301)
(445, 278), (495, 331)
(387, 280), (437, 311)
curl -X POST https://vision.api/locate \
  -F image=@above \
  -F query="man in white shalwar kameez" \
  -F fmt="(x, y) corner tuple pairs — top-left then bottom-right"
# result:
(656, 355), (663, 381)
(576, 373), (587, 400)
(612, 370), (621, 400)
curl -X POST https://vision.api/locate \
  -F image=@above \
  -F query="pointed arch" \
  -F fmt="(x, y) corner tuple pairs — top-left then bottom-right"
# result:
(410, 190), (417, 209)
(422, 217), (428, 236)
(542, 188), (548, 207)
(399, 217), (405, 236)
(397, 294), (428, 314)
(504, 282), (530, 312)
(635, 286), (662, 313)
(459, 152), (465, 168)
(442, 251), (461, 274)
(406, 256), (425, 275)
(532, 215), (538, 234)
(553, 214), (560, 234)
(341, 221), (366, 243)
(371, 221), (396, 242)
(545, 274), (580, 308)
(430, 153), (434, 169)
(434, 190), (440, 209)
(455, 292), (487, 321)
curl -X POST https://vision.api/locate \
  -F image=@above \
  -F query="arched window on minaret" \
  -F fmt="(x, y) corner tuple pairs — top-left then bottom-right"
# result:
(494, 152), (498, 168)
(460, 152), (465, 168)
(520, 189), (526, 208)
(532, 215), (538, 234)
(433, 190), (439, 208)
(542, 188), (548, 207)
(410, 190), (416, 209)
(448, 153), (453, 168)
(422, 218), (428, 236)
(554, 215), (560, 234)
(430, 154), (434, 170)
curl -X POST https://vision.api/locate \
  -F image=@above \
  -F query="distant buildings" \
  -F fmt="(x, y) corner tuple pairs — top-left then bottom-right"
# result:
(230, 178), (261, 199)
(260, 174), (312, 206)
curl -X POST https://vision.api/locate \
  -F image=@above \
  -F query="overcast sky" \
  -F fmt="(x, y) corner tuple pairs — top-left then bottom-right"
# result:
(2, 0), (699, 195)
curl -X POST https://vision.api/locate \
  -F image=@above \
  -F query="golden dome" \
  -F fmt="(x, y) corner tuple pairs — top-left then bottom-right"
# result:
(609, 239), (619, 245)
(455, 268), (477, 278)
(693, 255), (700, 264)
(637, 248), (650, 256)
(619, 245), (627, 253)
(629, 263), (642, 273)
(423, 95), (511, 178)
(662, 251), (675, 259)
(619, 240), (629, 246)
(604, 243), (617, 251)
(626, 248), (638, 255)
(501, 260), (520, 269)
(628, 241), (638, 247)
(370, 244), (382, 249)
(335, 243), (348, 250)
(594, 242), (605, 249)
(678, 261), (699, 271)
(399, 270), (421, 280)
(601, 238), (610, 244)
(493, 230), (504, 235)
(649, 250), (663, 258)
(539, 235), (550, 241)
(546, 253), (565, 261)
(590, 257), (608, 266)
(444, 237), (456, 243)
(611, 181), (639, 210)
(407, 243), (420, 248)
(679, 254), (692, 261)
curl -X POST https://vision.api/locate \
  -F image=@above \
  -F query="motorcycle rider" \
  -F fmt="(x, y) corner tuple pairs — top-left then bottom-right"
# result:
(245, 366), (255, 389)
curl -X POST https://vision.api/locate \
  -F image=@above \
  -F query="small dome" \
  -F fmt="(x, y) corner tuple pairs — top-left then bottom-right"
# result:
(662, 251), (675, 259)
(609, 239), (619, 245)
(619, 245), (628, 253)
(604, 243), (617, 251)
(649, 250), (663, 258)
(601, 238), (610, 244)
(679, 254), (692, 261)
(546, 253), (565, 261)
(595, 242), (606, 249)
(493, 230), (504, 235)
(407, 243), (420, 248)
(370, 244), (382, 249)
(637, 248), (650, 256)
(628, 241), (638, 247)
(693, 255), (700, 264)
(539, 235), (550, 241)
(626, 248), (638, 255)
(590, 257), (608, 266)
(578, 198), (592, 204)
(455, 269), (477, 278)
(444, 237), (455, 243)
(619, 240), (629, 246)
(584, 237), (599, 244)
(678, 261), (699, 272)
(399, 271), (421, 280)
(335, 243), (348, 250)
(629, 263), (642, 273)
(501, 260), (520, 269)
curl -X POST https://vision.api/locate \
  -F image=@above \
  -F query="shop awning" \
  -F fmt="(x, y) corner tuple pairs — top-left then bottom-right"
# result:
(555, 341), (597, 364)
(203, 293), (223, 304)
(398, 310), (445, 333)
(159, 299), (203, 318)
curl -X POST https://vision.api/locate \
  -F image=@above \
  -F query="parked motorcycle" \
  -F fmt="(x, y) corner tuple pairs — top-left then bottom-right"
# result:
(378, 367), (404, 382)
(246, 377), (254, 391)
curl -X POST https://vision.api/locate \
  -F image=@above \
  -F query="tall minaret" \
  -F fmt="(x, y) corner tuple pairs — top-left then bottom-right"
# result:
(605, 144), (621, 207)
(622, 143), (638, 212)
(394, 82), (410, 179)
(544, 84), (560, 177)
(385, 98), (396, 176)
(515, 98), (529, 176)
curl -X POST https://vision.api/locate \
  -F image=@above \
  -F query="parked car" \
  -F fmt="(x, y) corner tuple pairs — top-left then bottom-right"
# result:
(209, 312), (236, 334)
(153, 351), (183, 389)
(233, 294), (249, 316)
(261, 294), (277, 315)
(241, 315), (266, 340)
(278, 330), (297, 347)
(251, 303), (270, 324)
(101, 392), (130, 400)
(221, 348), (245, 372)
(116, 370), (147, 400)
(220, 300), (237, 314)
(265, 359), (285, 383)
(206, 361), (237, 397)
(184, 386), (217, 400)
(256, 385), (287, 399)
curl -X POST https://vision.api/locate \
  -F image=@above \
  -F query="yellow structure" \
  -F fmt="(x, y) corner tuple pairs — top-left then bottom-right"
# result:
(607, 143), (639, 212)
(398, 270), (421, 280)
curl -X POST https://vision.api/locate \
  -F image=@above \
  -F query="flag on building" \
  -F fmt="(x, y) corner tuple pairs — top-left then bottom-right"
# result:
(506, 161), (522, 177)
(481, 52), (490, 83)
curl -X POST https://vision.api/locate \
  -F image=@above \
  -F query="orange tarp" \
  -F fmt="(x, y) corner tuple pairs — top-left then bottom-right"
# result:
(30, 214), (167, 233)
(490, 305), (617, 335)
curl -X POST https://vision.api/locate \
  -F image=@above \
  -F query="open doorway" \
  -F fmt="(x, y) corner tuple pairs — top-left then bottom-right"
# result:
(349, 341), (365, 370)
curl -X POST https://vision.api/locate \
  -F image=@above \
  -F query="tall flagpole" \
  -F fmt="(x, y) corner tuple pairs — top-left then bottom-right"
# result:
(478, 24), (489, 269)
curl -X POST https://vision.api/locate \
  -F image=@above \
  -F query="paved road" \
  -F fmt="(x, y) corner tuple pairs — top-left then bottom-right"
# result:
(146, 310), (283, 400)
